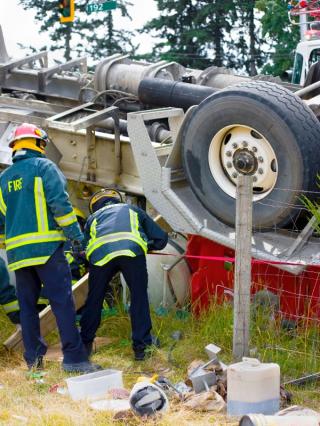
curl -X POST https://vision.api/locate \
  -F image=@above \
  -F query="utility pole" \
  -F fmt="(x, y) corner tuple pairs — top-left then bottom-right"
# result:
(232, 151), (254, 361)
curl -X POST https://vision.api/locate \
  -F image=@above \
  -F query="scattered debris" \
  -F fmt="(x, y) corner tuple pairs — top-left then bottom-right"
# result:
(205, 343), (221, 360)
(280, 386), (292, 406)
(239, 413), (319, 426)
(107, 388), (130, 400)
(189, 367), (216, 393)
(113, 410), (135, 421)
(26, 371), (47, 385)
(187, 343), (224, 394)
(174, 381), (192, 395)
(277, 405), (320, 420)
(49, 384), (68, 395)
(282, 372), (320, 387)
(129, 381), (169, 417)
(66, 369), (123, 401)
(183, 388), (226, 412)
(90, 399), (131, 412)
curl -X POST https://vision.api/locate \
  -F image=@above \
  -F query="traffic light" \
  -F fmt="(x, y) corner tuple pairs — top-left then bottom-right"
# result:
(59, 0), (75, 23)
(299, 0), (308, 7)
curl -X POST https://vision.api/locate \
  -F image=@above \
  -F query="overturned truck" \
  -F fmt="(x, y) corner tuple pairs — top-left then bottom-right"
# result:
(1, 27), (320, 347)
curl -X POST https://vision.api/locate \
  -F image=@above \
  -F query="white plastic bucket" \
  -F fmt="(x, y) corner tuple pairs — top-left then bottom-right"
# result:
(227, 357), (280, 416)
(65, 369), (123, 401)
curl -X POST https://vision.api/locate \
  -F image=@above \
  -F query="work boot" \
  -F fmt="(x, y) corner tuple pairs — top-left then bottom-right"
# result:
(27, 355), (44, 371)
(134, 336), (161, 361)
(84, 342), (93, 358)
(62, 361), (102, 373)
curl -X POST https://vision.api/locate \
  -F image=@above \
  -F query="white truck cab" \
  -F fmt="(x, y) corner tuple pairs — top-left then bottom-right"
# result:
(292, 39), (320, 85)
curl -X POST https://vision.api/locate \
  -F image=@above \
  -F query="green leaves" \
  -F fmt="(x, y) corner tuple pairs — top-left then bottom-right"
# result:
(18, 0), (136, 60)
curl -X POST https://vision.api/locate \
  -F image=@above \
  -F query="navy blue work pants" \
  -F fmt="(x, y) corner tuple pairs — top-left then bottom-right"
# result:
(15, 245), (88, 366)
(80, 255), (152, 351)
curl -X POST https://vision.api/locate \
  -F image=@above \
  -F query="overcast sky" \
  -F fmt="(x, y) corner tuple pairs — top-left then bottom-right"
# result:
(0, 1), (158, 60)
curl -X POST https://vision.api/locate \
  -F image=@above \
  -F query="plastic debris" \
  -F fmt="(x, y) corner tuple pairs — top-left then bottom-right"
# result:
(189, 368), (216, 393)
(183, 389), (226, 412)
(277, 405), (320, 420)
(107, 388), (130, 400)
(49, 384), (68, 395)
(174, 381), (192, 395)
(239, 413), (319, 426)
(129, 381), (169, 417)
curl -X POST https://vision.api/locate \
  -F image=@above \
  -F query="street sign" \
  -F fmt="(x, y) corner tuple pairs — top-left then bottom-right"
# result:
(86, 1), (117, 14)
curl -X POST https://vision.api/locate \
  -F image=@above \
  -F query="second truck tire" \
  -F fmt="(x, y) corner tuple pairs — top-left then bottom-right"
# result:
(181, 81), (320, 230)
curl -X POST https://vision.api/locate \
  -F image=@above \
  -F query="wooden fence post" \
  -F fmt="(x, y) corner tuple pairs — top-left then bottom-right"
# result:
(233, 174), (253, 361)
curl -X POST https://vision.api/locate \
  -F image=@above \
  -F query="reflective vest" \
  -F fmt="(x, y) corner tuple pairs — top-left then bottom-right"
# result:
(0, 150), (83, 271)
(84, 203), (168, 266)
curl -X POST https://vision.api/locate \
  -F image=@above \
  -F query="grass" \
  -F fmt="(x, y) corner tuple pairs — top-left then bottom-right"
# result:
(0, 300), (320, 425)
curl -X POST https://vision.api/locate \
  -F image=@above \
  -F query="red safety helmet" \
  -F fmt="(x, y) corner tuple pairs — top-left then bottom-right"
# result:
(9, 123), (49, 154)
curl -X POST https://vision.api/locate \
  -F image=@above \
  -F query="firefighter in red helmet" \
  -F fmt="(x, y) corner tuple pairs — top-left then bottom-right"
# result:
(0, 123), (100, 373)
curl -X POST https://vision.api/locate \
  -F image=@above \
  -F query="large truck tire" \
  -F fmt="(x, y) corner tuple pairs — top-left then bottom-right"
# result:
(181, 81), (320, 229)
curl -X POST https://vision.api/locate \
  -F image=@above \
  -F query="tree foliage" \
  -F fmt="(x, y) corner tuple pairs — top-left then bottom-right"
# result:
(256, 0), (300, 76)
(142, 0), (267, 74)
(233, 0), (265, 76)
(19, 0), (136, 61)
(142, 0), (237, 69)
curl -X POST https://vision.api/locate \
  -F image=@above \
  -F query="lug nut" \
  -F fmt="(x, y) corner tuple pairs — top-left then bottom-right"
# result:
(226, 151), (232, 157)
(227, 162), (232, 168)
(258, 156), (264, 163)
(253, 176), (258, 182)
(232, 172), (238, 179)
(252, 146), (257, 153)
(232, 143), (238, 149)
(258, 168), (263, 175)
(242, 141), (248, 147)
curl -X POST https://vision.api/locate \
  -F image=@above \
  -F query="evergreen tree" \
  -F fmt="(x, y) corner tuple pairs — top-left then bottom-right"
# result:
(256, 0), (300, 76)
(19, 0), (136, 61)
(142, 0), (236, 69)
(233, 0), (265, 76)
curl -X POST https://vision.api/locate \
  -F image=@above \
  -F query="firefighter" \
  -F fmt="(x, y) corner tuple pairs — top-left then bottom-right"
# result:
(0, 257), (20, 324)
(0, 210), (88, 326)
(80, 188), (168, 361)
(0, 123), (100, 372)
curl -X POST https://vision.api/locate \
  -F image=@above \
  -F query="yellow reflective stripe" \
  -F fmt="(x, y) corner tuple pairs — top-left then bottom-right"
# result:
(129, 209), (147, 251)
(95, 249), (135, 266)
(0, 189), (7, 216)
(3, 300), (19, 313)
(5, 231), (65, 251)
(37, 298), (49, 305)
(55, 210), (77, 227)
(9, 256), (50, 271)
(65, 252), (74, 264)
(90, 218), (97, 240)
(34, 177), (49, 232)
(86, 232), (147, 257)
(0, 234), (4, 248)
(129, 209), (139, 236)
